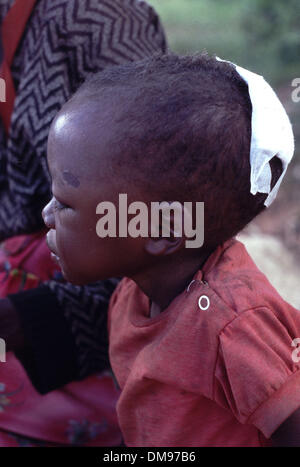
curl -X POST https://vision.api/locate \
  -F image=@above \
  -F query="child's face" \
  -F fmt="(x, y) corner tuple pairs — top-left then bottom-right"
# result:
(43, 98), (148, 285)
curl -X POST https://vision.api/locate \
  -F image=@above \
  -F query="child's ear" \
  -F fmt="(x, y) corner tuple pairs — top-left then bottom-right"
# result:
(144, 204), (186, 257)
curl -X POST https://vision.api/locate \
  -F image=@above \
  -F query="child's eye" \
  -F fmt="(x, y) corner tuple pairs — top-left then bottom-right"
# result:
(53, 198), (70, 212)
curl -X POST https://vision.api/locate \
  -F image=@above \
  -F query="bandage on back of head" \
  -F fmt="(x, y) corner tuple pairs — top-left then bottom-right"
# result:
(217, 57), (295, 207)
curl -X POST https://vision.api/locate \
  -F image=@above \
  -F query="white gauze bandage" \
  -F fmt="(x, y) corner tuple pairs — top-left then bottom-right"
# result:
(217, 58), (295, 207)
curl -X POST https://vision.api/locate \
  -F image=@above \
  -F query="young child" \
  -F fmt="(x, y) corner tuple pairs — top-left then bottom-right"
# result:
(43, 53), (300, 447)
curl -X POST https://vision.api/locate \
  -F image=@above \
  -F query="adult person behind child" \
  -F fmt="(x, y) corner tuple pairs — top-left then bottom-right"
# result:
(0, 0), (166, 446)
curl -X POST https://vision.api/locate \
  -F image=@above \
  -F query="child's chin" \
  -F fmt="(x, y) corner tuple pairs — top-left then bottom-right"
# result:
(60, 265), (87, 286)
(60, 261), (109, 285)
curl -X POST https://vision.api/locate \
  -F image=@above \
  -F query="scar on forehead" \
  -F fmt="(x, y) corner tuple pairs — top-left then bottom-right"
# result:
(63, 170), (80, 188)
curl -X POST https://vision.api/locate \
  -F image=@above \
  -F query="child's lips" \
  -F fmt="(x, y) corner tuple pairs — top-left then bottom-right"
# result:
(46, 231), (61, 264)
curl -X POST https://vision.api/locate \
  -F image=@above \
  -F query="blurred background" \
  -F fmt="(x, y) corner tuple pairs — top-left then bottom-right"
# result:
(149, 0), (300, 307)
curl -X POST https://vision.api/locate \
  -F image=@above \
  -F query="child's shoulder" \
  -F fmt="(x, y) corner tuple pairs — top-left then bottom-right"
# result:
(110, 237), (299, 331)
(108, 238), (300, 419)
(205, 237), (297, 318)
(202, 238), (300, 361)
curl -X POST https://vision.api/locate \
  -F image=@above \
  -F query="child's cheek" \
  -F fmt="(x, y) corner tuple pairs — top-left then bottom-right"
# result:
(56, 219), (86, 263)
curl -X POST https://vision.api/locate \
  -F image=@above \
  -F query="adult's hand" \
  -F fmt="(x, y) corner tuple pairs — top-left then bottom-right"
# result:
(0, 297), (25, 351)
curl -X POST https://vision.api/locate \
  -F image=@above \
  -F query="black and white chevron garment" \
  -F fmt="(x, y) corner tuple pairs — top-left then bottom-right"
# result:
(0, 0), (166, 384)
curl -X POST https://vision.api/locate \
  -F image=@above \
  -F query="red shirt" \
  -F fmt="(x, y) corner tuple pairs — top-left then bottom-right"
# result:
(108, 238), (300, 446)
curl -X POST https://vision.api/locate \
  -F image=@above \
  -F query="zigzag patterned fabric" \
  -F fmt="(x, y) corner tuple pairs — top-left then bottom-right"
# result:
(0, 0), (166, 378)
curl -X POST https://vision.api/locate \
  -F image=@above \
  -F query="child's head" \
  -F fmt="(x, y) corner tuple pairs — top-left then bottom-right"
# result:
(43, 53), (282, 284)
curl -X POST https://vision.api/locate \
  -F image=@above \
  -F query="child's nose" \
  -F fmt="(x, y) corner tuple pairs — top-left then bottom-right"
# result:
(42, 198), (55, 229)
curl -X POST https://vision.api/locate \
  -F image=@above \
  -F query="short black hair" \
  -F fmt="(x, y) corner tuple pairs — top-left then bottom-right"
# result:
(75, 52), (282, 249)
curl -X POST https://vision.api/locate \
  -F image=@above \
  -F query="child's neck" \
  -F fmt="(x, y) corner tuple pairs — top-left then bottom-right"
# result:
(132, 249), (212, 317)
